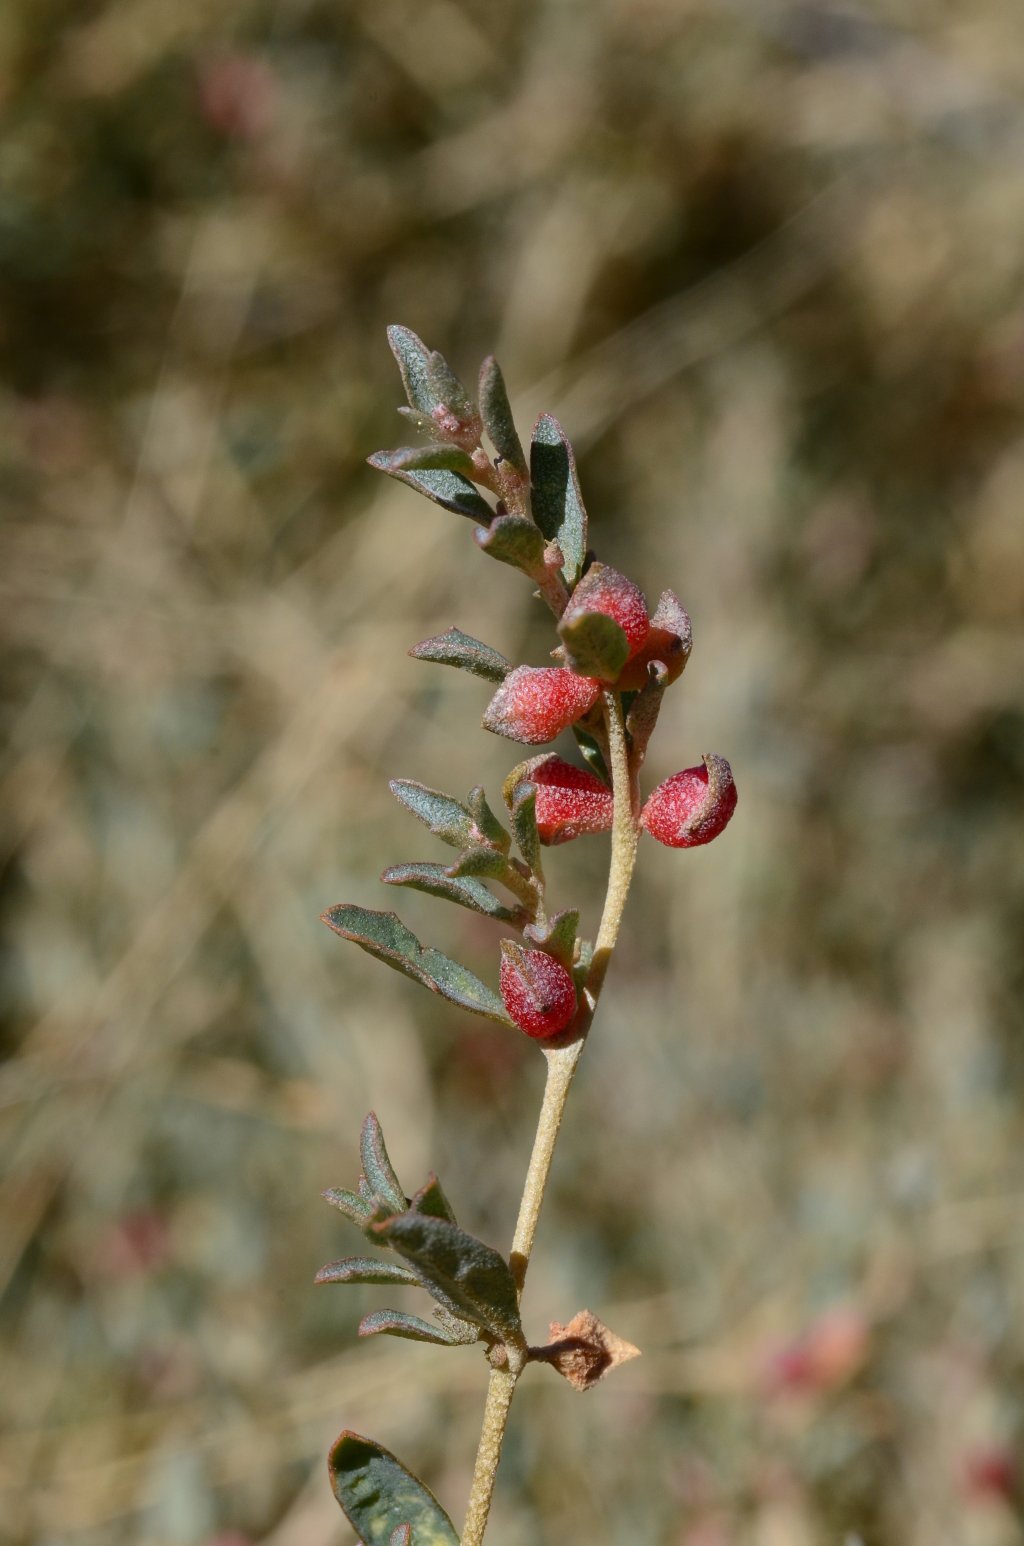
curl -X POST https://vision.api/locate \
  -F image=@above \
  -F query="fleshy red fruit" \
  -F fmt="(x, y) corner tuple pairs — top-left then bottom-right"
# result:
(499, 941), (578, 1037)
(511, 755), (614, 845)
(559, 563), (650, 663)
(617, 589), (692, 691)
(640, 754), (737, 848)
(482, 666), (602, 745)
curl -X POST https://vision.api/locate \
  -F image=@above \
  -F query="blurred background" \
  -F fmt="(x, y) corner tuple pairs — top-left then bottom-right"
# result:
(2, 1), (1024, 1543)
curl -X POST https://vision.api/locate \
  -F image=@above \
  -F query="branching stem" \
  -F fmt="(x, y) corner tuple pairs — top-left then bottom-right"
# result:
(460, 689), (640, 1546)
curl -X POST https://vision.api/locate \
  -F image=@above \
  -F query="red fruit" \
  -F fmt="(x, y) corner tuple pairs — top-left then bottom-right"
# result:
(560, 563), (650, 664)
(482, 666), (602, 745)
(641, 754), (737, 848)
(511, 755), (614, 845)
(499, 942), (578, 1038)
(617, 589), (692, 691)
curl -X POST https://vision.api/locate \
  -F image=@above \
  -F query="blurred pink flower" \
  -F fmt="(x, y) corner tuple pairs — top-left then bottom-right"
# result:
(199, 54), (277, 141)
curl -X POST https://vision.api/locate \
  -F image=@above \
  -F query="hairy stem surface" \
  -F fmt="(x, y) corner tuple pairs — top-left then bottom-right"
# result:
(460, 689), (640, 1546)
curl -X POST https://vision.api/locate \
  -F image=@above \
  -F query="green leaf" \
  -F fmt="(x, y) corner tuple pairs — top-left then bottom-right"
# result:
(467, 785), (511, 853)
(361, 1112), (408, 1216)
(316, 1256), (420, 1286)
(367, 454), (494, 522)
(510, 782), (541, 876)
(409, 1172), (458, 1225)
(358, 1310), (460, 1346)
(473, 513), (545, 573)
(374, 1213), (522, 1345)
(426, 350), (475, 419)
(557, 609), (629, 681)
(478, 356), (527, 475)
(571, 723), (611, 785)
(322, 1187), (374, 1227)
(381, 863), (526, 925)
(330, 1431), (459, 1546)
(524, 908), (579, 970)
(530, 414), (588, 588)
(445, 846), (508, 881)
(321, 905), (513, 1025)
(573, 938), (594, 995)
(408, 628), (511, 684)
(388, 326), (435, 415)
(397, 404), (434, 434)
(386, 445), (477, 476)
(390, 780), (475, 849)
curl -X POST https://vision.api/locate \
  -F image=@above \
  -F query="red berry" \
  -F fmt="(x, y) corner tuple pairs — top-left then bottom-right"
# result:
(482, 666), (602, 745)
(560, 563), (650, 664)
(512, 755), (614, 845)
(640, 754), (737, 848)
(617, 590), (692, 691)
(499, 942), (577, 1038)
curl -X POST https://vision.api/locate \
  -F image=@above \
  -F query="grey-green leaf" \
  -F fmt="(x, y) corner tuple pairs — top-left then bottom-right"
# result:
(367, 454), (493, 521)
(374, 1213), (522, 1345)
(381, 863), (526, 925)
(387, 326), (435, 416)
(572, 723), (611, 785)
(357, 1310), (460, 1346)
(558, 609), (629, 681)
(573, 938), (594, 995)
(478, 356), (527, 475)
(408, 628), (511, 684)
(467, 785), (511, 853)
(510, 782), (541, 876)
(361, 1112), (407, 1217)
(474, 513), (545, 574)
(530, 414), (588, 588)
(321, 905), (513, 1025)
(386, 444), (477, 476)
(330, 1431), (460, 1546)
(316, 1256), (420, 1286)
(322, 1187), (374, 1227)
(523, 908), (579, 970)
(426, 350), (475, 418)
(445, 847), (508, 881)
(409, 1172), (458, 1225)
(390, 780), (475, 849)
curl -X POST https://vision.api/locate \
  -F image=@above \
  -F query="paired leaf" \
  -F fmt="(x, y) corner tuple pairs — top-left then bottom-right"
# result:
(367, 455), (493, 522)
(510, 782), (541, 876)
(572, 723), (611, 785)
(374, 1212), (523, 1345)
(321, 905), (512, 1025)
(467, 785), (511, 852)
(474, 513), (545, 574)
(530, 414), (588, 588)
(409, 1172), (458, 1225)
(385, 445), (477, 476)
(316, 1256), (420, 1287)
(387, 326), (435, 417)
(445, 846), (508, 881)
(358, 1309), (460, 1346)
(323, 1186), (374, 1228)
(557, 609), (629, 681)
(478, 356), (527, 475)
(381, 863), (525, 924)
(361, 1111), (407, 1216)
(524, 909), (579, 970)
(408, 628), (511, 684)
(329, 1431), (459, 1546)
(390, 781), (475, 849)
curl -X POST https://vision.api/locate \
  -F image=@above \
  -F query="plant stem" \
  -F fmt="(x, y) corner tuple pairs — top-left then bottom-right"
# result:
(460, 689), (640, 1546)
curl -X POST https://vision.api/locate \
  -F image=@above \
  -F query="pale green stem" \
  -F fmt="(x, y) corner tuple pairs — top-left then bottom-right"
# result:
(460, 689), (640, 1546)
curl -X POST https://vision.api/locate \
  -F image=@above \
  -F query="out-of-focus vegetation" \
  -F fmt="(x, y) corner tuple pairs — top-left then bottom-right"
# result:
(3, 1), (1024, 1542)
